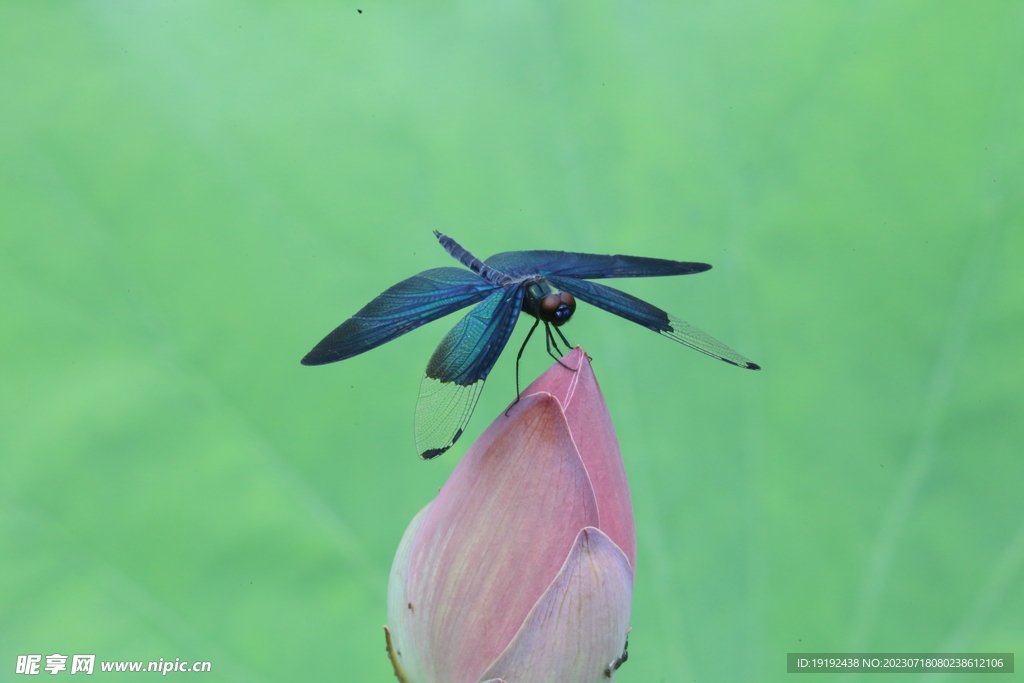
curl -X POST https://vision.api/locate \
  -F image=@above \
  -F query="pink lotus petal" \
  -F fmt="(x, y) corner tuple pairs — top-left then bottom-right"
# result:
(396, 393), (600, 683)
(386, 502), (432, 683)
(478, 527), (634, 683)
(518, 348), (635, 568)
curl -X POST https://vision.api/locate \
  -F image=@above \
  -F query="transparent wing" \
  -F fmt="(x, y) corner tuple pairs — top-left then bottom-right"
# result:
(485, 250), (710, 280)
(415, 285), (525, 459)
(547, 276), (760, 370)
(301, 267), (497, 365)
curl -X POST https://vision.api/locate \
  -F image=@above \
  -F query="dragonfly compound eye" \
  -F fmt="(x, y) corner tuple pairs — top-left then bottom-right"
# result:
(559, 291), (576, 311)
(541, 291), (576, 326)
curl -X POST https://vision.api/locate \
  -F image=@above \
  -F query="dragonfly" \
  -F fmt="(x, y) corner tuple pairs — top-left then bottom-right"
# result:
(302, 231), (760, 459)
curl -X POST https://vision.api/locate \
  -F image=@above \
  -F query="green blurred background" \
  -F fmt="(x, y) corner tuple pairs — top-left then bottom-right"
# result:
(2, 1), (1022, 681)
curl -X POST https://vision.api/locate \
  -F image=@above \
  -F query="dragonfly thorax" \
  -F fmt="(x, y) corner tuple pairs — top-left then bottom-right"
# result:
(523, 280), (577, 327)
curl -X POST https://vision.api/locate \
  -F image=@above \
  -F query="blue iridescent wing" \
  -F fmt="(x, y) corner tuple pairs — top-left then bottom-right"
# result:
(415, 284), (526, 459)
(484, 250), (710, 280)
(301, 267), (498, 365)
(546, 276), (760, 370)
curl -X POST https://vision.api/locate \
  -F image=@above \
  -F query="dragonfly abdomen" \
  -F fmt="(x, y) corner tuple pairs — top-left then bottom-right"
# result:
(434, 230), (513, 287)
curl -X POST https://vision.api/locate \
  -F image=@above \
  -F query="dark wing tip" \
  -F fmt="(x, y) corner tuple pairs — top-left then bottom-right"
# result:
(721, 357), (761, 371)
(420, 446), (449, 460)
(300, 348), (333, 366)
(419, 427), (464, 460)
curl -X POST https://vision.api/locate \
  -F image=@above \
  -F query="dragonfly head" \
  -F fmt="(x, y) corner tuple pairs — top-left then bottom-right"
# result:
(539, 291), (576, 327)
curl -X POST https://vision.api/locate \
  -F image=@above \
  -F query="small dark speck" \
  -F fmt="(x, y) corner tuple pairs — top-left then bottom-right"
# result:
(357, 8), (362, 12)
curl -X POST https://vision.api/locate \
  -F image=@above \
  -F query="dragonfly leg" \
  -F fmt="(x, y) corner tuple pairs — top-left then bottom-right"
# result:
(553, 324), (573, 353)
(506, 318), (541, 416)
(544, 323), (575, 371)
(554, 325), (592, 362)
